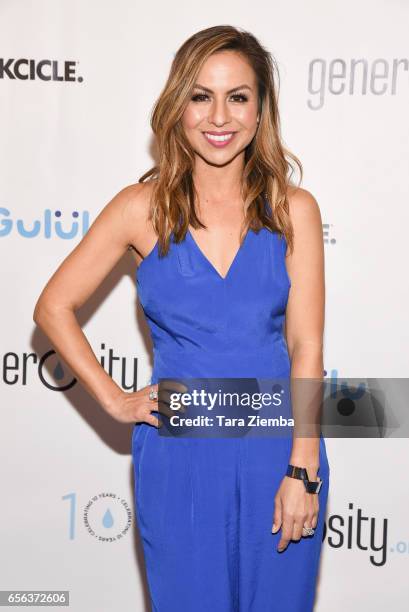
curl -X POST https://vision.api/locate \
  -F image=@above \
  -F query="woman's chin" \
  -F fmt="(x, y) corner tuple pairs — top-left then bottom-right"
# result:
(194, 147), (245, 167)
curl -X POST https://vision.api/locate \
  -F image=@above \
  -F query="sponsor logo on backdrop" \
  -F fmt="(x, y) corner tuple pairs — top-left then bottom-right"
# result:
(325, 502), (390, 567)
(2, 345), (139, 392)
(0, 208), (90, 239)
(308, 58), (408, 109)
(0, 58), (82, 82)
(63, 492), (132, 542)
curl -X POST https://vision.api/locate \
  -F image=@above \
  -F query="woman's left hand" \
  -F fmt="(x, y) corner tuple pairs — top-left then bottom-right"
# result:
(272, 474), (319, 552)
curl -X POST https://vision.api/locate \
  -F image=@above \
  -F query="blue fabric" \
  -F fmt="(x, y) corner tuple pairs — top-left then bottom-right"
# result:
(132, 211), (330, 611)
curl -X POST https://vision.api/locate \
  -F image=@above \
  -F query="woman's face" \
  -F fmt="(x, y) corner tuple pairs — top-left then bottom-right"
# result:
(181, 50), (259, 167)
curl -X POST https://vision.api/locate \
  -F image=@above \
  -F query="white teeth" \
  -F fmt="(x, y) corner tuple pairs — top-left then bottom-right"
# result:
(205, 132), (234, 142)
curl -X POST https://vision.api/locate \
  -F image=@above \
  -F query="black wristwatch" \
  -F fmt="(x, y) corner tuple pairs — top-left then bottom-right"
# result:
(286, 464), (323, 494)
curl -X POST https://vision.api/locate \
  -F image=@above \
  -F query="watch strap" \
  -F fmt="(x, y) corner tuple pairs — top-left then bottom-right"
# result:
(286, 463), (323, 494)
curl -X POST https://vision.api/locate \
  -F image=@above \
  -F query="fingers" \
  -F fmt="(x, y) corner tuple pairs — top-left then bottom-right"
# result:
(303, 497), (319, 534)
(142, 381), (189, 427)
(134, 384), (159, 427)
(275, 499), (319, 552)
(139, 380), (206, 427)
(277, 513), (294, 552)
(272, 495), (282, 535)
(144, 412), (161, 428)
(157, 380), (189, 419)
(157, 389), (187, 418)
(312, 497), (319, 529)
(292, 513), (312, 541)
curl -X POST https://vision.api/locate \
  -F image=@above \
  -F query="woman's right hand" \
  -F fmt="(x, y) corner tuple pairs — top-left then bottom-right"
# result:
(109, 384), (161, 427)
(108, 380), (188, 427)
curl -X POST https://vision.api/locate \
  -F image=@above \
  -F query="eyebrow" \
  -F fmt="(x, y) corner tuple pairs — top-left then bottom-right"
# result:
(193, 83), (252, 94)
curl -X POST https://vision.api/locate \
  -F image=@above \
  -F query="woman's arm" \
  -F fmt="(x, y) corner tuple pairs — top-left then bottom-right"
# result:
(272, 187), (325, 552)
(284, 186), (325, 477)
(33, 182), (153, 421)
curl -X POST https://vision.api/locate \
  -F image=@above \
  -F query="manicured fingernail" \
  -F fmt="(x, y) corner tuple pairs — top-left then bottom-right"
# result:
(277, 547), (284, 552)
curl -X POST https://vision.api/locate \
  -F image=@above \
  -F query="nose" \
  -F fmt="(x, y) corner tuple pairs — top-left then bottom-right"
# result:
(208, 96), (231, 127)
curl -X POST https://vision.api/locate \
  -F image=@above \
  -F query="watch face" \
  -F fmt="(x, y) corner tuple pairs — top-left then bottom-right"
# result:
(304, 478), (322, 494)
(312, 479), (322, 494)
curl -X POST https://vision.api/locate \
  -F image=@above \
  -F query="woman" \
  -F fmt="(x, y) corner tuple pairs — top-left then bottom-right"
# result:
(33, 25), (330, 611)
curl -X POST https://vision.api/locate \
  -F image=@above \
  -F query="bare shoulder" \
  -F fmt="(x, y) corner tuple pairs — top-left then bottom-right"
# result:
(105, 180), (156, 254)
(285, 186), (323, 250)
(118, 180), (158, 260)
(92, 180), (152, 233)
(122, 180), (154, 214)
(283, 186), (324, 272)
(114, 180), (155, 231)
(286, 185), (322, 226)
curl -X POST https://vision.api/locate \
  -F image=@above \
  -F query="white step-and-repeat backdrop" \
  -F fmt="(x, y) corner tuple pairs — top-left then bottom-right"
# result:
(1, 1), (408, 610)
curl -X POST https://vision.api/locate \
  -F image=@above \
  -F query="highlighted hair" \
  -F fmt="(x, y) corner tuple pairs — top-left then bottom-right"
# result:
(139, 25), (302, 255)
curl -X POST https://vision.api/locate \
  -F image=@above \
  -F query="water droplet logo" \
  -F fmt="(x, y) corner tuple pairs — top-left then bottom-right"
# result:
(38, 350), (76, 391)
(83, 493), (132, 542)
(53, 360), (65, 381)
(102, 508), (114, 529)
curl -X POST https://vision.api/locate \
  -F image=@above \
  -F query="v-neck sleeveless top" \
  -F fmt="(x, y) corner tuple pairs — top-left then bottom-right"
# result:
(136, 208), (292, 383)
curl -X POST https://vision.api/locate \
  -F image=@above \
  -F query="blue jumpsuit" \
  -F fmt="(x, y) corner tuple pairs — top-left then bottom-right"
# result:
(132, 208), (330, 611)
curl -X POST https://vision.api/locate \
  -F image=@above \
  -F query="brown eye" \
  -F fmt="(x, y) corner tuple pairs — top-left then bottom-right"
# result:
(191, 93), (209, 102)
(231, 93), (248, 102)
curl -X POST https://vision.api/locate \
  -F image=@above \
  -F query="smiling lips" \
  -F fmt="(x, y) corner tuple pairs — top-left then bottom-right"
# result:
(203, 131), (237, 148)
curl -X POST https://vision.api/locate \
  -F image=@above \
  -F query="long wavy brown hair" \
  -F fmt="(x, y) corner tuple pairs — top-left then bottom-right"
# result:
(139, 24), (302, 256)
